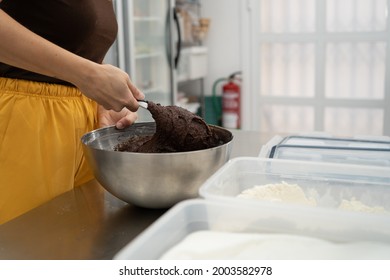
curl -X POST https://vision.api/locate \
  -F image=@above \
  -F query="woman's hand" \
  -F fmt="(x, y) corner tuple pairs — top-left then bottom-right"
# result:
(98, 105), (138, 129)
(74, 63), (145, 112)
(0, 10), (145, 112)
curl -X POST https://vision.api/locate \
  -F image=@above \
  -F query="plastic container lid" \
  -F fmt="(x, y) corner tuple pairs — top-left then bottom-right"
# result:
(259, 134), (390, 166)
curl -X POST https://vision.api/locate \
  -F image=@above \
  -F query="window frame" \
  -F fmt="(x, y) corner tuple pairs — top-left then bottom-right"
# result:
(241, 0), (390, 136)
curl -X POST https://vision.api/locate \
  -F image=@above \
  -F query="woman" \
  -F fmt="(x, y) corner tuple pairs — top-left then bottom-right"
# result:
(0, 0), (144, 224)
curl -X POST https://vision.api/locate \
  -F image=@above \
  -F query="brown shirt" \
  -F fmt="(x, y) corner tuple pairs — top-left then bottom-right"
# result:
(0, 0), (118, 85)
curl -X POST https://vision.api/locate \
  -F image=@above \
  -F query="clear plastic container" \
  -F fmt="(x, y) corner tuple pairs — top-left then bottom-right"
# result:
(259, 135), (390, 166)
(115, 158), (390, 259)
(114, 198), (390, 260)
(199, 157), (390, 213)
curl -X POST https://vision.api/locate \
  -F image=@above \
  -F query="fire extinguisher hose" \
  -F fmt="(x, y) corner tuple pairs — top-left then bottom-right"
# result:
(212, 77), (227, 121)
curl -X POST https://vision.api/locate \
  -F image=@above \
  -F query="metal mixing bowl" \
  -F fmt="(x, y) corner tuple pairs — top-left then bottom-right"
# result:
(81, 122), (233, 208)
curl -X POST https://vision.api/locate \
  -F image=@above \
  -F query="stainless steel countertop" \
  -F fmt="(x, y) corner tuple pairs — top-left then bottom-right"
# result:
(0, 129), (270, 260)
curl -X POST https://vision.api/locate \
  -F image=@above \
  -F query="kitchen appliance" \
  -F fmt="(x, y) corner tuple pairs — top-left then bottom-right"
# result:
(106, 0), (208, 122)
(106, 0), (180, 122)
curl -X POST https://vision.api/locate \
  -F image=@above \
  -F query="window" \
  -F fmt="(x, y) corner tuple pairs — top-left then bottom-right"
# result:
(242, 0), (390, 137)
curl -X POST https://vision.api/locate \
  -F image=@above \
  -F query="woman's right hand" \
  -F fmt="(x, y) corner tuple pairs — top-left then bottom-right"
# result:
(73, 62), (145, 112)
(0, 9), (144, 112)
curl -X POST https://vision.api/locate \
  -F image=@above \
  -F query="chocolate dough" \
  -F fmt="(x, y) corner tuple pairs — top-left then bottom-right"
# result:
(115, 101), (228, 153)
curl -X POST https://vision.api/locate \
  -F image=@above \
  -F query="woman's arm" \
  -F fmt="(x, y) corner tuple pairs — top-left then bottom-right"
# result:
(0, 9), (144, 112)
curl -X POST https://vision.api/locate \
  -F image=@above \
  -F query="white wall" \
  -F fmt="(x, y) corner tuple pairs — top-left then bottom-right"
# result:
(201, 0), (242, 96)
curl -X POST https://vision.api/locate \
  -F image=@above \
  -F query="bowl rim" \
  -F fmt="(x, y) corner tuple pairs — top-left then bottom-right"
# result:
(81, 122), (234, 156)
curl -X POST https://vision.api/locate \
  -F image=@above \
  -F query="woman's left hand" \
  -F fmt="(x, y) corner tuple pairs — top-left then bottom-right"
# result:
(98, 105), (138, 129)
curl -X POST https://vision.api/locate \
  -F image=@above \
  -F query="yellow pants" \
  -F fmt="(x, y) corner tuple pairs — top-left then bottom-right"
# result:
(0, 78), (98, 224)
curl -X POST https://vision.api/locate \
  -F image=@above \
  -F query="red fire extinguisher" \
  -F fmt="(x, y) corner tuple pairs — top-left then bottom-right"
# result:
(222, 77), (241, 129)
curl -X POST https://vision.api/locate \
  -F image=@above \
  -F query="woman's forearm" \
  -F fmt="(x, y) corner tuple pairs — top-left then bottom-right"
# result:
(0, 9), (144, 111)
(0, 9), (94, 86)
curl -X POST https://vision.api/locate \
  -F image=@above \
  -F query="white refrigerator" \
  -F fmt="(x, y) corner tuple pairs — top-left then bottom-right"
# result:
(105, 0), (180, 122)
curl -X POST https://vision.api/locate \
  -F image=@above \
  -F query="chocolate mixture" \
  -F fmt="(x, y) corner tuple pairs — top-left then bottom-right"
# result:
(115, 101), (228, 153)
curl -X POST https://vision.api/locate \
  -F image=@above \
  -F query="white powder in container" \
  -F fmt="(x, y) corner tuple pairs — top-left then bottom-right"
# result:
(237, 181), (317, 206)
(160, 231), (390, 260)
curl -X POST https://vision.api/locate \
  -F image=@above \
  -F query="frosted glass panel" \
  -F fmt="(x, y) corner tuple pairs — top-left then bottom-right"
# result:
(325, 42), (386, 99)
(260, 43), (315, 97)
(259, 0), (315, 32)
(325, 108), (384, 136)
(326, 0), (388, 32)
(133, 0), (165, 17)
(260, 105), (314, 133)
(253, 0), (390, 135)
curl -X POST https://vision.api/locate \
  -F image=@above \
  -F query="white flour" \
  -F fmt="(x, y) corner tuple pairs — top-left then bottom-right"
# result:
(237, 182), (388, 214)
(160, 231), (390, 260)
(237, 181), (317, 206)
(339, 197), (387, 214)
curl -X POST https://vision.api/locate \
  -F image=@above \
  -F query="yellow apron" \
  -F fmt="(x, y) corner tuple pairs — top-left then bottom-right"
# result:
(0, 78), (97, 224)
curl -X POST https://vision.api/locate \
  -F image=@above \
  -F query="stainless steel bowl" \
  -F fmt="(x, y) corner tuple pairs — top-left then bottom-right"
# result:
(81, 122), (233, 208)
